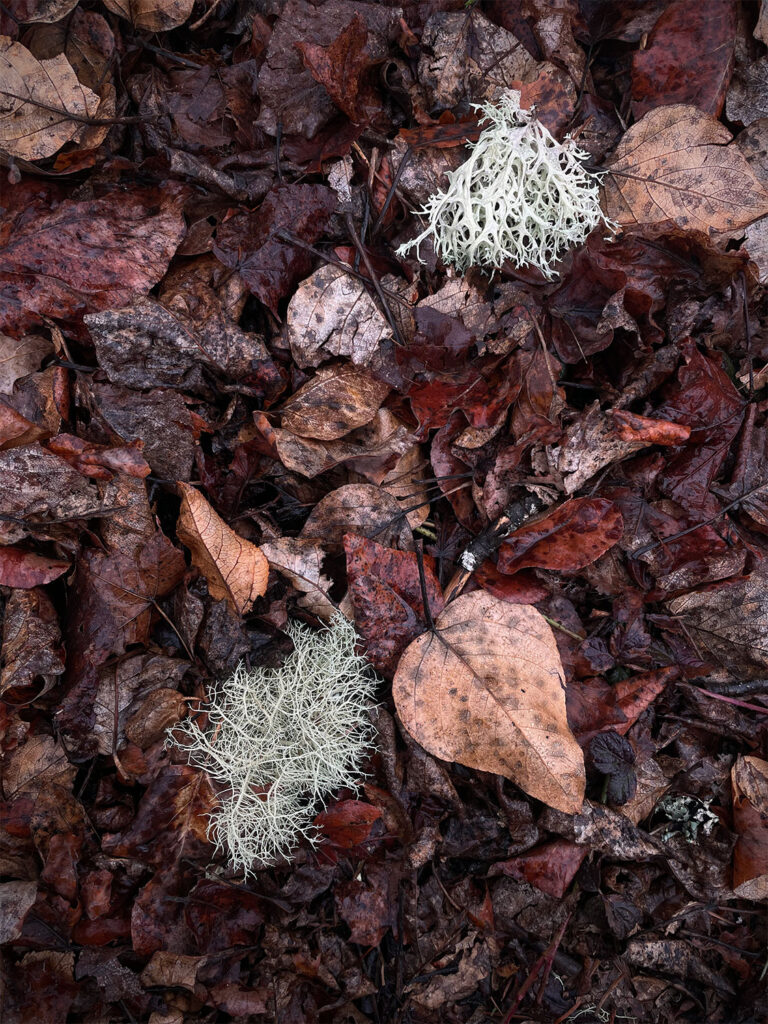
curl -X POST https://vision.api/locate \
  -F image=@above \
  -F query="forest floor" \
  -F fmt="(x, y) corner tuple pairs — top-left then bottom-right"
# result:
(1, 1), (767, 1023)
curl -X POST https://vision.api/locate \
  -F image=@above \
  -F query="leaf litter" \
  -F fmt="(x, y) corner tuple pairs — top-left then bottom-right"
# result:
(0, 2), (766, 1023)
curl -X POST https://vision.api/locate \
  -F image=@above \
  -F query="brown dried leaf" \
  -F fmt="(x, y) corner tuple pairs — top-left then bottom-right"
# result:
(281, 364), (389, 441)
(0, 36), (101, 161)
(392, 591), (586, 814)
(0, 587), (64, 704)
(0, 334), (53, 394)
(101, 0), (193, 32)
(667, 570), (768, 678)
(260, 536), (336, 620)
(301, 483), (413, 552)
(0, 881), (37, 944)
(604, 105), (768, 234)
(177, 482), (268, 616)
(286, 265), (392, 369)
(731, 755), (768, 901)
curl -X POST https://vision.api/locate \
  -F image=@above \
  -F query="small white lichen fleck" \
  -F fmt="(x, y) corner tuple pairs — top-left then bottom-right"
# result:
(168, 614), (377, 875)
(397, 90), (615, 280)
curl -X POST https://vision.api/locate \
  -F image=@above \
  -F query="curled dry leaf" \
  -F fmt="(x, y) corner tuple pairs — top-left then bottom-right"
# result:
(603, 105), (768, 234)
(0, 334), (53, 394)
(0, 36), (102, 161)
(102, 0), (194, 32)
(286, 264), (392, 369)
(280, 364), (389, 441)
(177, 482), (268, 616)
(392, 591), (586, 814)
(731, 755), (768, 901)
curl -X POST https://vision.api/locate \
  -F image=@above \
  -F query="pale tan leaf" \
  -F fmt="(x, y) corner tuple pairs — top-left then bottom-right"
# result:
(381, 444), (430, 530)
(260, 536), (336, 620)
(0, 334), (53, 394)
(603, 105), (768, 234)
(13, 0), (79, 24)
(392, 591), (585, 814)
(101, 0), (194, 32)
(280, 364), (389, 441)
(176, 482), (268, 616)
(0, 36), (101, 160)
(286, 265), (392, 369)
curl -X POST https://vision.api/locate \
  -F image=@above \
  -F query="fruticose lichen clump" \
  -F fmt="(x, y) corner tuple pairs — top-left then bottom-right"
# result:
(168, 614), (377, 875)
(397, 90), (614, 279)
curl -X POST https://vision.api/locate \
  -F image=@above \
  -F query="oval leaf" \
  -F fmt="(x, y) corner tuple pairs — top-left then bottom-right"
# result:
(392, 591), (585, 814)
(281, 364), (389, 441)
(604, 105), (768, 234)
(177, 482), (268, 616)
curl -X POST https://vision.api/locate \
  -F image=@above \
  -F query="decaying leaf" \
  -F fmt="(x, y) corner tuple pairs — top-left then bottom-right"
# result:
(667, 570), (768, 678)
(0, 36), (102, 161)
(101, 0), (194, 32)
(392, 591), (586, 814)
(286, 265), (392, 369)
(280, 364), (389, 441)
(301, 483), (413, 551)
(177, 483), (268, 616)
(260, 536), (336, 620)
(603, 105), (768, 234)
(731, 755), (768, 901)
(0, 587), (65, 704)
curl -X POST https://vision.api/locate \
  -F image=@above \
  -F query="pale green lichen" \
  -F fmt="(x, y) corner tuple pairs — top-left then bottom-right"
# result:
(397, 90), (614, 279)
(168, 614), (377, 875)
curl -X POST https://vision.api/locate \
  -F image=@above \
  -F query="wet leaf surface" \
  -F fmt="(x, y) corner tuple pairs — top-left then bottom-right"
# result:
(1, 4), (767, 1022)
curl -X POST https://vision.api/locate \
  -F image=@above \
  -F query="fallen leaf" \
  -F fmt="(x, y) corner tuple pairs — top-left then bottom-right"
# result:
(0, 333), (53, 394)
(0, 37), (101, 161)
(334, 860), (398, 946)
(393, 591), (586, 814)
(10, 0), (78, 23)
(668, 571), (768, 678)
(177, 482), (268, 616)
(256, 0), (399, 138)
(0, 587), (64, 704)
(301, 483), (413, 551)
(314, 800), (382, 849)
(260, 536), (336, 619)
(272, 407), (412, 480)
(103, 766), (215, 867)
(630, 0), (737, 118)
(418, 9), (539, 111)
(86, 296), (282, 399)
(0, 546), (69, 588)
(280, 364), (389, 441)
(0, 880), (38, 944)
(0, 183), (187, 338)
(297, 14), (380, 124)
(603, 105), (768, 234)
(212, 184), (337, 316)
(731, 755), (768, 901)
(491, 838), (587, 898)
(498, 498), (624, 575)
(286, 264), (392, 369)
(101, 0), (194, 32)
(0, 442), (118, 545)
(344, 533), (445, 676)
